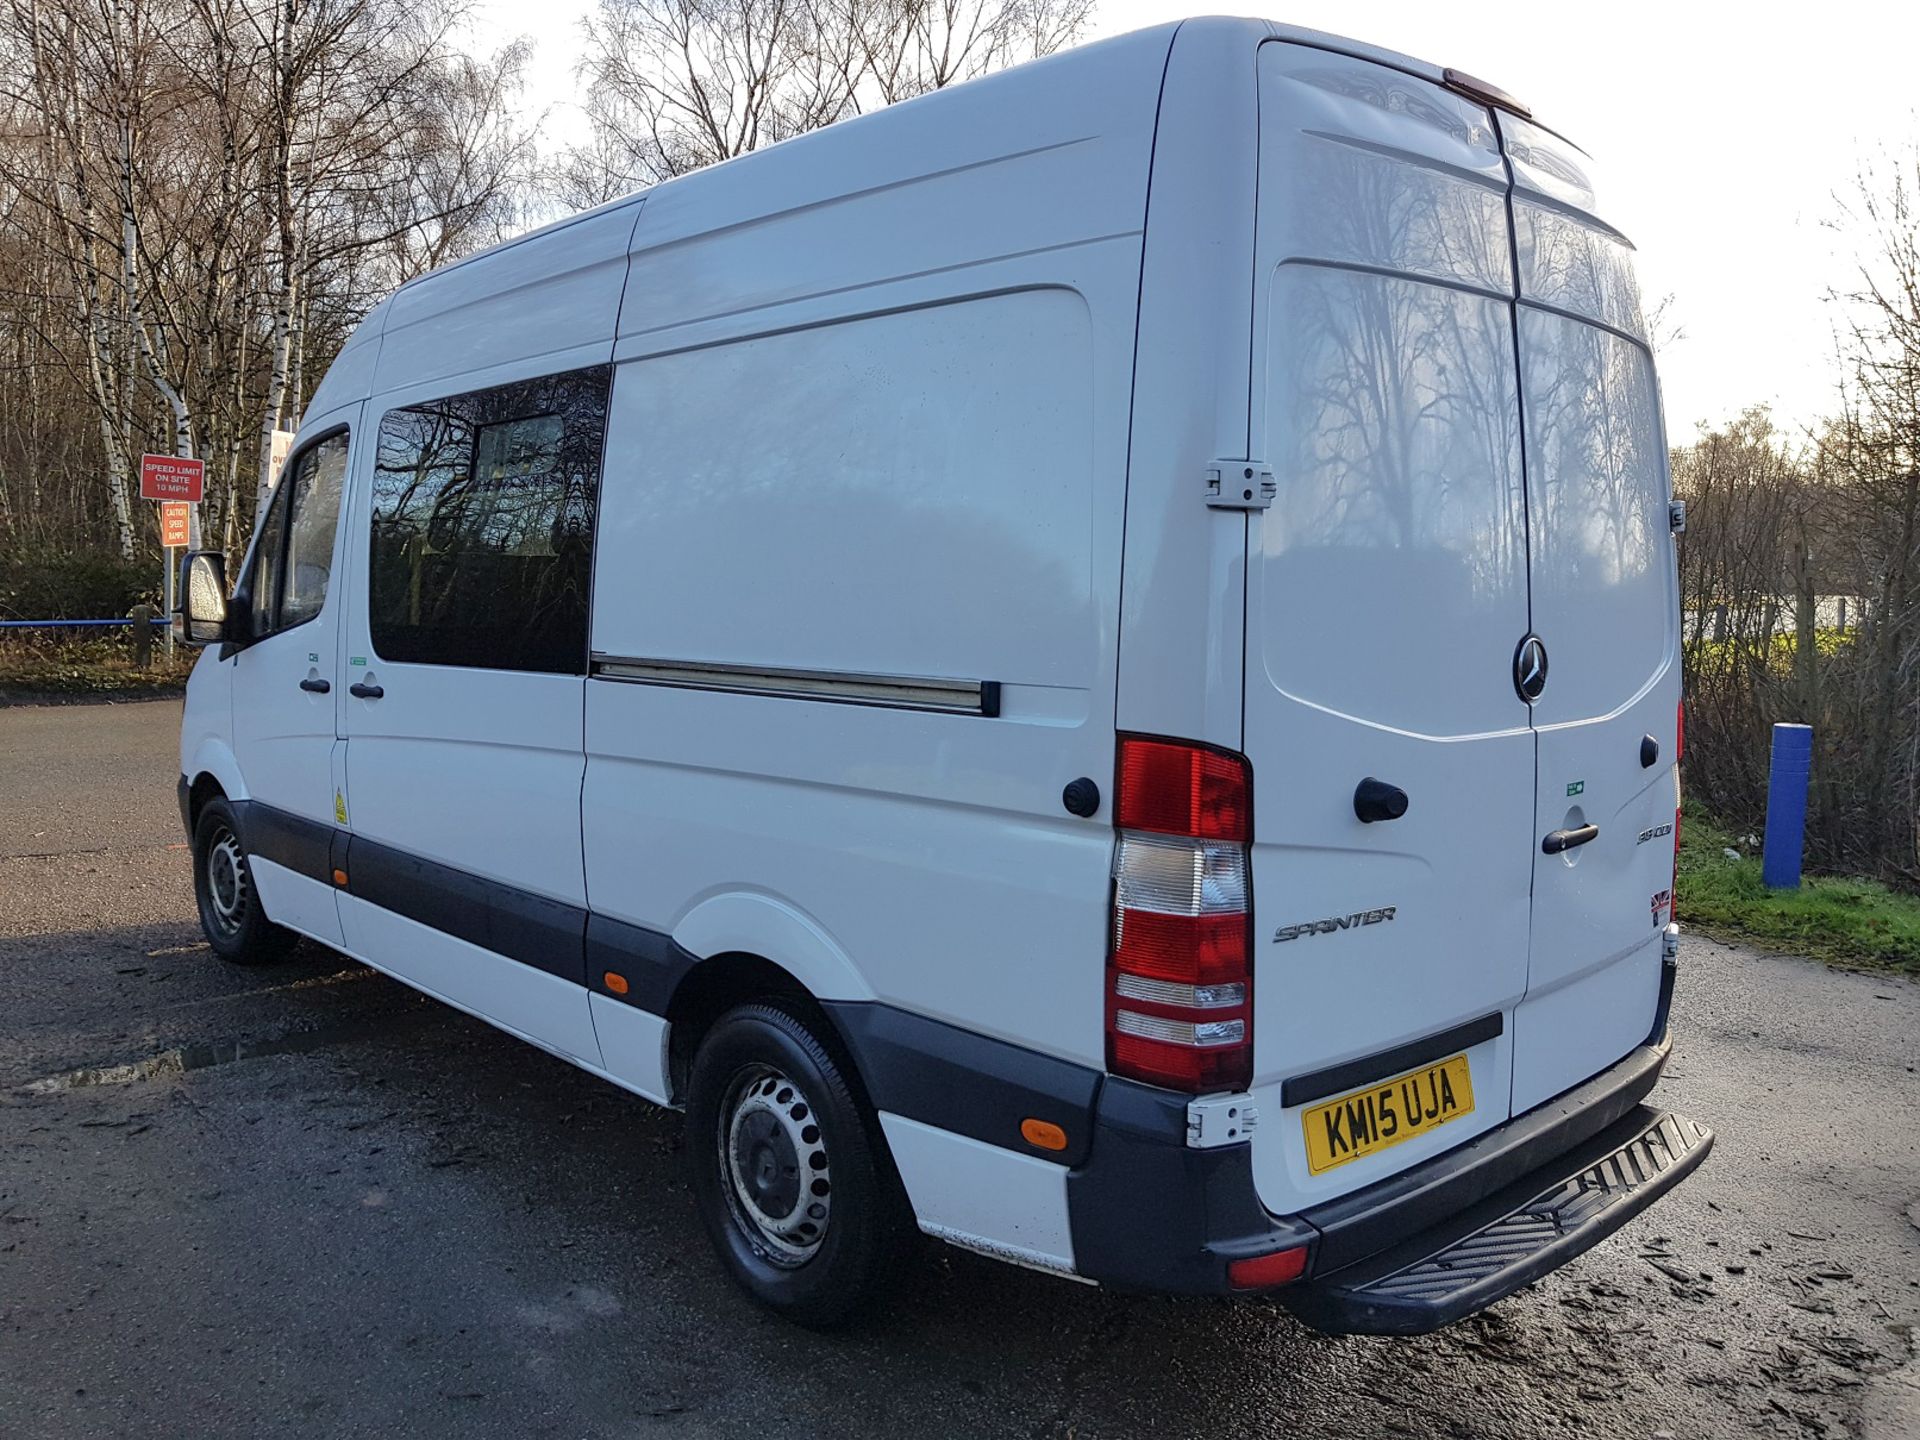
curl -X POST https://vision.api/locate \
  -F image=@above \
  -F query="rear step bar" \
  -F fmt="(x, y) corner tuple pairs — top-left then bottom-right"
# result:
(1282, 1106), (1713, 1335)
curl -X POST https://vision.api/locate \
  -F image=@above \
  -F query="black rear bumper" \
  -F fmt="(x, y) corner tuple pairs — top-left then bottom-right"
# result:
(1066, 960), (1709, 1330)
(1282, 1105), (1711, 1334)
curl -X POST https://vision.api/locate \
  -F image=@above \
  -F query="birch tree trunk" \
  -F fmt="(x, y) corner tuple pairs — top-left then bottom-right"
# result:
(253, 0), (298, 525)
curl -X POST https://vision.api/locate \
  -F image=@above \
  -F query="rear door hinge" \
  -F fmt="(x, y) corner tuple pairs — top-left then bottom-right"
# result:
(1669, 499), (1687, 534)
(1186, 1093), (1258, 1149)
(1206, 460), (1276, 511)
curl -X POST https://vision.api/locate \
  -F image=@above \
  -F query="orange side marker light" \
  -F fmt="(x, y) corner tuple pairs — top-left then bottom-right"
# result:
(1020, 1117), (1068, 1152)
(603, 971), (630, 996)
(331, 868), (348, 887)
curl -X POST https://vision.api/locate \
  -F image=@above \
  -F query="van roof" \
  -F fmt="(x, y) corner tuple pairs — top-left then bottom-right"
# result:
(314, 15), (1553, 403)
(384, 17), (1539, 300)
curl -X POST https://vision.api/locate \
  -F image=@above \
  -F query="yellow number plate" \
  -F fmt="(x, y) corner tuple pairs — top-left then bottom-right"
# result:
(1302, 1053), (1475, 1176)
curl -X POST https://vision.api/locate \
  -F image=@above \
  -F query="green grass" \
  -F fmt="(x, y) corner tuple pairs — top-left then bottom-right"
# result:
(1678, 812), (1920, 974)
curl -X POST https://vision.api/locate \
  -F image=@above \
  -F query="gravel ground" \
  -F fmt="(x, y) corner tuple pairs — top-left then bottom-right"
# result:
(1, 698), (1916, 1439)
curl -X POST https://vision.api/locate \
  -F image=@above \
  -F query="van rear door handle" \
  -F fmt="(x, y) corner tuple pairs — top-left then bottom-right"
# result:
(299, 676), (331, 694)
(1353, 777), (1409, 823)
(349, 681), (384, 700)
(1542, 823), (1600, 855)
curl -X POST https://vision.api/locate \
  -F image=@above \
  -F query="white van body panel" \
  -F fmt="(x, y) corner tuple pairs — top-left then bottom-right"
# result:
(586, 28), (1168, 1065)
(588, 995), (673, 1103)
(180, 725), (245, 804)
(879, 1113), (1078, 1276)
(339, 893), (604, 1066)
(304, 296), (388, 418)
(668, 894), (876, 1003)
(1112, 19), (1261, 751)
(371, 201), (641, 395)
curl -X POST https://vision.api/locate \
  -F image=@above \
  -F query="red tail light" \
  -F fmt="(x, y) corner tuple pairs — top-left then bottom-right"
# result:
(1107, 736), (1253, 1093)
(1116, 738), (1251, 841)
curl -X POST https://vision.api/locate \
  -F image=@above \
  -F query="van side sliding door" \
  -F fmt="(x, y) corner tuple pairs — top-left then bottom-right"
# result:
(335, 366), (612, 1068)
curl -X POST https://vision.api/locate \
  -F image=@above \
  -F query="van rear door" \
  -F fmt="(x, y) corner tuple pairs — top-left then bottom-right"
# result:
(1241, 43), (1532, 1213)
(1502, 117), (1680, 1112)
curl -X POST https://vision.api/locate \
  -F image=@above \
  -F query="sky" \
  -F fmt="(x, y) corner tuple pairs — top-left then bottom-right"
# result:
(468, 1), (1920, 438)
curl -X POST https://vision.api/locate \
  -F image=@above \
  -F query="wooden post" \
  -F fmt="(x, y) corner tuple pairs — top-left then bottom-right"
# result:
(130, 603), (153, 669)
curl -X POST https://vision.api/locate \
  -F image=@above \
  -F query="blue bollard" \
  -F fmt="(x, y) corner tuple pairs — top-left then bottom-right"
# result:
(1761, 724), (1813, 890)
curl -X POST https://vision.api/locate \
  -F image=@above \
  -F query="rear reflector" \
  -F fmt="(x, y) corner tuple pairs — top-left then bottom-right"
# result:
(1107, 736), (1254, 1094)
(1227, 1246), (1308, 1290)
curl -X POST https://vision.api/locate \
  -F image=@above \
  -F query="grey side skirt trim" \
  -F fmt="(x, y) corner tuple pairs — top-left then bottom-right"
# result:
(232, 800), (334, 885)
(347, 834), (586, 986)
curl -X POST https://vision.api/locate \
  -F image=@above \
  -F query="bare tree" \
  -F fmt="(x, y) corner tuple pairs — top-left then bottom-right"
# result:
(0, 0), (535, 574)
(1823, 147), (1920, 875)
(558, 0), (1092, 203)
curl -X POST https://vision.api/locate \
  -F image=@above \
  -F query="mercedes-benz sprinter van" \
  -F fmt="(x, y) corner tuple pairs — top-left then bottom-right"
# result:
(174, 16), (1711, 1330)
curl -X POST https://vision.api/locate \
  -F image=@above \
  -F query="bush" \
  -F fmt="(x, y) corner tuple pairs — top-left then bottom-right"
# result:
(0, 629), (194, 697)
(0, 547), (158, 620)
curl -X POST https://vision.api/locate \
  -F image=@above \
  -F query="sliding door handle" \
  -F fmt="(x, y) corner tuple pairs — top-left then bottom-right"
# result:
(299, 676), (330, 694)
(349, 681), (384, 700)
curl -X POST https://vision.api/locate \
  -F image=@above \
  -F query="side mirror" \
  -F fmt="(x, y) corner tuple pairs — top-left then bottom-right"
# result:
(179, 551), (230, 646)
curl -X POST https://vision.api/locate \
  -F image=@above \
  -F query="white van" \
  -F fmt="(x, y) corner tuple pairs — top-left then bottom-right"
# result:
(175, 16), (1711, 1330)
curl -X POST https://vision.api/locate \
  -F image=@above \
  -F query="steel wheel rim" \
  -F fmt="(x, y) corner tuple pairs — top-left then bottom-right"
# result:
(204, 825), (250, 937)
(718, 1064), (832, 1267)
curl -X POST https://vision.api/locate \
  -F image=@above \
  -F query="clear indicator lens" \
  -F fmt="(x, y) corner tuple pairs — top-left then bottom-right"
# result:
(1114, 833), (1247, 916)
(1113, 1010), (1247, 1048)
(1112, 973), (1245, 1009)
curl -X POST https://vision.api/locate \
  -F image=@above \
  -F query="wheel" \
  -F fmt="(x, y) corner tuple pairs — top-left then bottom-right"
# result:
(191, 797), (296, 966)
(685, 1002), (916, 1327)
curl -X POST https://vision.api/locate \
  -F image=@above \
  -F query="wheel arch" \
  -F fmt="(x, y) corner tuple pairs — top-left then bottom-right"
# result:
(183, 736), (248, 826)
(662, 892), (876, 1102)
(665, 952), (826, 1103)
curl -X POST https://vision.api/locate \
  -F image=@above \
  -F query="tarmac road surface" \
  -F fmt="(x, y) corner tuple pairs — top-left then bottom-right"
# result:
(2, 698), (1917, 1438)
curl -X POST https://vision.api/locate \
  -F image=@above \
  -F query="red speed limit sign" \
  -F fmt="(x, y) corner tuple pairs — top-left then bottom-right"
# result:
(140, 453), (204, 502)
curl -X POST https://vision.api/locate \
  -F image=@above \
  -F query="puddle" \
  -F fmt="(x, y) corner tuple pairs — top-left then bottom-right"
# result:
(19, 1024), (375, 1095)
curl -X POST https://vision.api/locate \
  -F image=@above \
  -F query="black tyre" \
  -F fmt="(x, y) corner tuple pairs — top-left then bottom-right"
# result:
(685, 1002), (915, 1328)
(191, 797), (296, 966)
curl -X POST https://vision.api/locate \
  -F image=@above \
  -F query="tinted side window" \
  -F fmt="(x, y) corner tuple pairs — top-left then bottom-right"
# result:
(369, 367), (608, 673)
(279, 433), (349, 630)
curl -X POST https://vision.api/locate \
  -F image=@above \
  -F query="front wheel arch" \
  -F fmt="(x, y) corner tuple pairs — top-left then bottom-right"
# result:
(186, 772), (228, 835)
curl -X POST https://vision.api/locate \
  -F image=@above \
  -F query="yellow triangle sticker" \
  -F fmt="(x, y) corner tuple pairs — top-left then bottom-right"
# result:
(334, 791), (348, 825)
